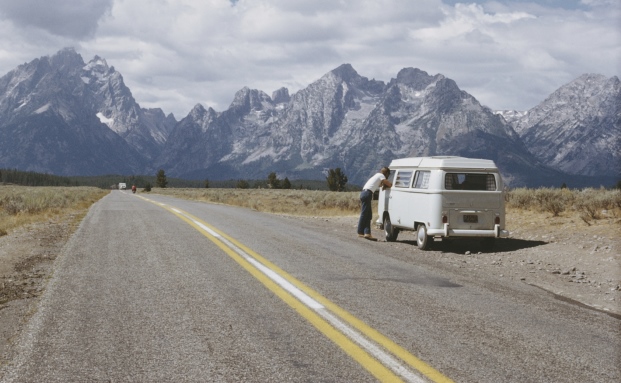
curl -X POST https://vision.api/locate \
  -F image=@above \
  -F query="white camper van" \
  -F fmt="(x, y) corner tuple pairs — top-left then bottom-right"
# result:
(376, 156), (509, 250)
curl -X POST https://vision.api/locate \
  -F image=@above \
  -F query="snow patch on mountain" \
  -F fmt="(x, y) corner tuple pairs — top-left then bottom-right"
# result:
(34, 103), (51, 114)
(96, 112), (114, 126)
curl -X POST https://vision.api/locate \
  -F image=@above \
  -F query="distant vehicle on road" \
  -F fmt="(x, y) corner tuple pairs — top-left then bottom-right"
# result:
(377, 156), (509, 250)
(118, 183), (127, 190)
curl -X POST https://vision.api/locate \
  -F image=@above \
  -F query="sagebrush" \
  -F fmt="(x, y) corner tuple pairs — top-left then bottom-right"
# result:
(158, 187), (621, 221)
(1, 186), (617, 237)
(0, 186), (108, 235)
(506, 187), (620, 220)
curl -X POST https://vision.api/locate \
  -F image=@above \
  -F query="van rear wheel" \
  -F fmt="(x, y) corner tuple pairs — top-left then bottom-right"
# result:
(383, 216), (399, 242)
(416, 224), (431, 250)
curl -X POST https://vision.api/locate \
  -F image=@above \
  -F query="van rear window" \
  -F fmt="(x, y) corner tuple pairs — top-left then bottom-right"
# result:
(445, 173), (497, 191)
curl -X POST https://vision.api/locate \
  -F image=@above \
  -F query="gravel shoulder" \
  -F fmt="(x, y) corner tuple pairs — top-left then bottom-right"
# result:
(0, 204), (619, 373)
(304, 208), (621, 318)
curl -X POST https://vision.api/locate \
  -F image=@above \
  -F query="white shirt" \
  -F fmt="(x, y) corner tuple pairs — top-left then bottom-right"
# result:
(362, 173), (386, 192)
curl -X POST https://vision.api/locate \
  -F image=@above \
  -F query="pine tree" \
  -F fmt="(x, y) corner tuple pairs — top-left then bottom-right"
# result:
(156, 169), (168, 188)
(282, 177), (291, 189)
(326, 168), (348, 191)
(267, 172), (281, 189)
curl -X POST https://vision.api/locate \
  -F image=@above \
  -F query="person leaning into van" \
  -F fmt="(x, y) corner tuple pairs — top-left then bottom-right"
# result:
(358, 167), (392, 240)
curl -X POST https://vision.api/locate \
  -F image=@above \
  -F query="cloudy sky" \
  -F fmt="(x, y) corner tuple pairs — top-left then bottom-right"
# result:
(0, 0), (619, 118)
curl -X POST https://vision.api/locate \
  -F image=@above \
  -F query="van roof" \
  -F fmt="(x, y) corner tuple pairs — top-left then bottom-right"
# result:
(388, 156), (498, 170)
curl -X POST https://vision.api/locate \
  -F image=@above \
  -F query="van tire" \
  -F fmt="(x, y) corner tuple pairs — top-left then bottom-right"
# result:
(383, 216), (399, 242)
(416, 224), (431, 250)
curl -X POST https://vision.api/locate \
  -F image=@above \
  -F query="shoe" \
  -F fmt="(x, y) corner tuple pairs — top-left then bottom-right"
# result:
(364, 234), (377, 240)
(358, 234), (365, 238)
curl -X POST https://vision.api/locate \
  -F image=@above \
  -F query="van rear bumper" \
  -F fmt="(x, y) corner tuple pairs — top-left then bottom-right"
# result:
(428, 224), (510, 238)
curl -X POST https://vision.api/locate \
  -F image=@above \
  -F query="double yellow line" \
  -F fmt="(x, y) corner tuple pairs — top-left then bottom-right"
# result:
(140, 196), (453, 383)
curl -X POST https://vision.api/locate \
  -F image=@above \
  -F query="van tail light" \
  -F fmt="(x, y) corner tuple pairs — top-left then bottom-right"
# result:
(495, 216), (500, 225)
(442, 215), (448, 224)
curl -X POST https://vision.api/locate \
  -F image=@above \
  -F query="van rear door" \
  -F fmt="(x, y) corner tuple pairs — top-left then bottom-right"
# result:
(443, 173), (502, 230)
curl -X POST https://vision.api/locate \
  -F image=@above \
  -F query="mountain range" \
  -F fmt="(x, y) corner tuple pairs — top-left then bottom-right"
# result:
(0, 48), (618, 187)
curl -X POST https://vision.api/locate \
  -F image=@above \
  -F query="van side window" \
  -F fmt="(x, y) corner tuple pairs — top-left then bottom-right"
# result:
(394, 170), (413, 188)
(413, 171), (430, 189)
(445, 173), (497, 191)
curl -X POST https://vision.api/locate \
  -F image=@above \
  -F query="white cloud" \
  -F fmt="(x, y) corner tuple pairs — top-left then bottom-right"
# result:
(0, 0), (113, 38)
(413, 3), (536, 42)
(0, 0), (618, 117)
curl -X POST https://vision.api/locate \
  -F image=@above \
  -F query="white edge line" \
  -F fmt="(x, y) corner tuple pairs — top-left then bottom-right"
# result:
(318, 309), (427, 383)
(173, 207), (426, 383)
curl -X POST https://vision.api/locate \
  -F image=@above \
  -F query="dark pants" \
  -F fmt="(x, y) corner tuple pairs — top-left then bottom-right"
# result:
(357, 189), (373, 235)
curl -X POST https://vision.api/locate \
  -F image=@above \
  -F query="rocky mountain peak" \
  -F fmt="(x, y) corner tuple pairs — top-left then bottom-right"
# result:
(271, 87), (290, 104)
(188, 103), (208, 119)
(230, 87), (272, 113)
(83, 55), (112, 75)
(0, 48), (87, 121)
(395, 68), (442, 90)
(1, 49), (616, 186)
(567, 73), (615, 94)
(508, 73), (620, 177)
(321, 63), (385, 94)
(330, 64), (359, 81)
(48, 47), (84, 71)
(514, 73), (620, 135)
(538, 73), (618, 112)
(495, 110), (528, 125)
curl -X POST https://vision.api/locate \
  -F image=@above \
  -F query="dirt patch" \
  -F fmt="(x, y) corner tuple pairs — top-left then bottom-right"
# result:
(494, 208), (620, 316)
(0, 214), (81, 369)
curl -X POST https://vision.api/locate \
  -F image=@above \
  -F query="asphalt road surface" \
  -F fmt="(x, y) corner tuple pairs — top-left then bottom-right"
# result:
(1, 191), (619, 382)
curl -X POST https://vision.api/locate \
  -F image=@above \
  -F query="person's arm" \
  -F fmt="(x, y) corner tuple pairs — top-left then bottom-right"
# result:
(381, 177), (392, 189)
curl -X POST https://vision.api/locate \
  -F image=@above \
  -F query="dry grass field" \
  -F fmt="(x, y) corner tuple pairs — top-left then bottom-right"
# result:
(0, 185), (109, 237)
(153, 186), (621, 224)
(152, 188), (363, 216)
(2, 185), (618, 231)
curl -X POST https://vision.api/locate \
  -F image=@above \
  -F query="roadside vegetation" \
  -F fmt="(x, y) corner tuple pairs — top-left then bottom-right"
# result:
(0, 185), (108, 236)
(153, 186), (621, 224)
(506, 187), (621, 225)
(1, 166), (619, 236)
(154, 188), (362, 216)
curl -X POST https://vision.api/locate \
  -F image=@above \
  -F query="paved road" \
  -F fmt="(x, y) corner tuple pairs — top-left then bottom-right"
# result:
(1, 191), (619, 382)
